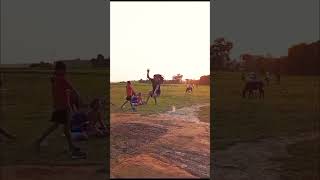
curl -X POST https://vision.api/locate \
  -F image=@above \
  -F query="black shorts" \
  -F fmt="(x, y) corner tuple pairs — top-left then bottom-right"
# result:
(126, 96), (132, 101)
(51, 109), (69, 124)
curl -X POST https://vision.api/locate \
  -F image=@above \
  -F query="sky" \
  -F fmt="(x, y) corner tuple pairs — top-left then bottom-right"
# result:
(1, 0), (109, 64)
(212, 0), (319, 59)
(110, 1), (210, 82)
(1, 0), (318, 66)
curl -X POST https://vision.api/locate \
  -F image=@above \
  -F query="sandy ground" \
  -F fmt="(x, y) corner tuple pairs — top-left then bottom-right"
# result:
(110, 104), (210, 178)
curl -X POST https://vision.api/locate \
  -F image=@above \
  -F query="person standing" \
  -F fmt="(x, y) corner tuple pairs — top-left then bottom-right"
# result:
(34, 61), (86, 159)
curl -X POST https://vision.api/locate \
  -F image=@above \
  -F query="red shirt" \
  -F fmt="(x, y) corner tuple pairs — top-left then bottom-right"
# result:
(51, 75), (75, 110)
(126, 84), (135, 96)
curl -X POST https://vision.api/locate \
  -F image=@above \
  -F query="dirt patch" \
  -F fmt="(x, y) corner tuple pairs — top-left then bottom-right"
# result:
(0, 165), (106, 180)
(111, 122), (168, 160)
(162, 103), (210, 123)
(111, 154), (195, 178)
(111, 104), (210, 178)
(212, 133), (319, 180)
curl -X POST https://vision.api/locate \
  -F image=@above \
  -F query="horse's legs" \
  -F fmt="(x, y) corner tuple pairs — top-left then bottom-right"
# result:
(259, 89), (264, 99)
(248, 90), (253, 98)
(242, 89), (247, 98)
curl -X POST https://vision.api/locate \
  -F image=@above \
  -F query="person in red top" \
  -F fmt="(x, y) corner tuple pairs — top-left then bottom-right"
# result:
(35, 61), (85, 159)
(120, 81), (136, 110)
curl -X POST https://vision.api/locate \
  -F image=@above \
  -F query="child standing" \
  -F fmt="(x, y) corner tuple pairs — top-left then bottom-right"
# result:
(120, 81), (136, 109)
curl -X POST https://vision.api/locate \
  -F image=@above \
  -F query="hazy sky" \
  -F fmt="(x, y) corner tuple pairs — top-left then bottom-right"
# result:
(1, 0), (109, 64)
(212, 0), (319, 59)
(110, 1), (210, 82)
(2, 0), (318, 65)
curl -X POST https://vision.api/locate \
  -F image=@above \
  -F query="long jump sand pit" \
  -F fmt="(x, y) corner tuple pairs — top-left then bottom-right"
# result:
(110, 104), (210, 178)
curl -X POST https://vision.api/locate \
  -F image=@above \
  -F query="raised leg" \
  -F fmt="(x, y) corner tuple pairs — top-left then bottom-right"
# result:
(145, 95), (151, 104)
(120, 100), (128, 109)
(36, 123), (59, 146)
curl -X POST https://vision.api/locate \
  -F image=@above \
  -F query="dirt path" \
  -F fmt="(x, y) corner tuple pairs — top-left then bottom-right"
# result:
(0, 165), (107, 180)
(110, 104), (210, 178)
(212, 133), (319, 180)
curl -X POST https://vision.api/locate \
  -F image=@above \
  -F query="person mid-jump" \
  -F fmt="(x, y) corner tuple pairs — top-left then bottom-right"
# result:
(145, 69), (163, 105)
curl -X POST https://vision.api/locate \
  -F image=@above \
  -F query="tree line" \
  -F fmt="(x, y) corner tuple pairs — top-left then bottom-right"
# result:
(211, 38), (320, 75)
(138, 74), (210, 85)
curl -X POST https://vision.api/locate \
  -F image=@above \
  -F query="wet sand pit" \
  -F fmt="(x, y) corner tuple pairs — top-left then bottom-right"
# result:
(111, 105), (210, 178)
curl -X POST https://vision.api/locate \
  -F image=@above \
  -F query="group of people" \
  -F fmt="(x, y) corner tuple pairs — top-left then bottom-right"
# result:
(32, 61), (107, 159)
(121, 69), (164, 111)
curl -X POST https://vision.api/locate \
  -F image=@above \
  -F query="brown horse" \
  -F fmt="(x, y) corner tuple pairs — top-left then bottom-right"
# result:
(242, 81), (264, 99)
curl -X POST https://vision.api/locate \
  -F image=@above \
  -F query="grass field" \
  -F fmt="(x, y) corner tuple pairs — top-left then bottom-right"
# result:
(0, 69), (108, 166)
(111, 82), (210, 117)
(213, 72), (320, 179)
(1, 69), (319, 178)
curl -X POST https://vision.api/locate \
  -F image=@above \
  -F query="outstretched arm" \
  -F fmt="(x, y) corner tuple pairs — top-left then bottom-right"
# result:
(147, 69), (152, 80)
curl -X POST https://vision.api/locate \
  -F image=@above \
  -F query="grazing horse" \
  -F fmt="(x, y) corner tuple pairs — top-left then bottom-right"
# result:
(242, 80), (264, 99)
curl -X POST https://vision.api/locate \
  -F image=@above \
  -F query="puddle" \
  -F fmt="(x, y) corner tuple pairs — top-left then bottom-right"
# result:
(162, 104), (209, 123)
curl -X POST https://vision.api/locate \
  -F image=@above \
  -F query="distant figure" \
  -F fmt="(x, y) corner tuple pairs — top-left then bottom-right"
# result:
(265, 72), (271, 86)
(145, 69), (164, 105)
(120, 81), (136, 110)
(34, 61), (86, 159)
(185, 84), (193, 94)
